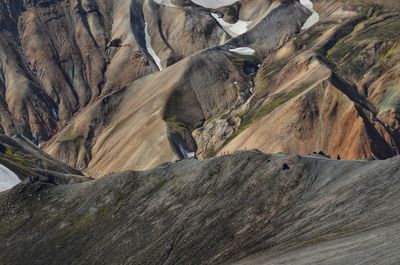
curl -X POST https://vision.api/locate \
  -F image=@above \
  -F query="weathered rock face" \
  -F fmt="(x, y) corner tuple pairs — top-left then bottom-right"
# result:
(1, 151), (400, 265)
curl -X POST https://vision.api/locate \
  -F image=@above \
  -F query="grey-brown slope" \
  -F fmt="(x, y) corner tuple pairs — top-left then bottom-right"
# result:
(0, 151), (399, 264)
(0, 133), (87, 184)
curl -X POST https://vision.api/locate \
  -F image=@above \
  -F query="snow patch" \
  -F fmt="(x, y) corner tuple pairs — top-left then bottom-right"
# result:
(300, 0), (319, 30)
(178, 144), (195, 159)
(0, 164), (21, 192)
(154, 0), (176, 7)
(191, 0), (239, 8)
(51, 108), (58, 120)
(229, 47), (256, 56)
(211, 13), (251, 37)
(144, 23), (163, 71)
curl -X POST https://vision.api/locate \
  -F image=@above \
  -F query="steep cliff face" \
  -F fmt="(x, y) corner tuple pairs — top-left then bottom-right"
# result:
(1, 151), (400, 265)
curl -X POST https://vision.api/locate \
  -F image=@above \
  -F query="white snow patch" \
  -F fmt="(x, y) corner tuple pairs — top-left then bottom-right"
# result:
(229, 47), (256, 56)
(51, 108), (58, 120)
(191, 0), (239, 8)
(144, 23), (163, 71)
(300, 0), (319, 30)
(211, 13), (251, 37)
(154, 0), (176, 7)
(178, 144), (195, 159)
(0, 164), (21, 192)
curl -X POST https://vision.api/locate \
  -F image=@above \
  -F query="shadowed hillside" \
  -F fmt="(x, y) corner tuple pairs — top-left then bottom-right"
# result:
(1, 151), (400, 264)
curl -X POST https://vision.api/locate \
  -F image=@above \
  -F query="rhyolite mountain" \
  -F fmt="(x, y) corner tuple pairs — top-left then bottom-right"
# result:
(1, 0), (400, 264)
(0, 0), (398, 175)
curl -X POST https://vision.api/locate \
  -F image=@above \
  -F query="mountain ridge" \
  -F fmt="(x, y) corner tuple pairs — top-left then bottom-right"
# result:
(1, 150), (400, 264)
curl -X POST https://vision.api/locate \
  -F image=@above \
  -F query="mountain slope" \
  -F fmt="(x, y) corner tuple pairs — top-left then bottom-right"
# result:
(1, 1), (400, 264)
(0, 1), (400, 174)
(1, 151), (400, 264)
(0, 134), (87, 186)
(0, 0), (280, 142)
(42, 1), (310, 175)
(37, 0), (400, 174)
(199, 1), (400, 161)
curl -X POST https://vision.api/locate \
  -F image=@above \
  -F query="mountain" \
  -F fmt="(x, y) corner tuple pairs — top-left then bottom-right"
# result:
(33, 0), (400, 174)
(0, 0), (400, 264)
(0, 0), (313, 174)
(1, 151), (400, 264)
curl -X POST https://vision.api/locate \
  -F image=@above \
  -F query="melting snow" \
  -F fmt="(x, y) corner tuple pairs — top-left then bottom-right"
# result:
(211, 13), (251, 37)
(191, 0), (239, 8)
(229, 47), (256, 56)
(51, 108), (58, 120)
(154, 0), (176, 7)
(0, 164), (21, 192)
(178, 144), (195, 159)
(300, 0), (319, 30)
(144, 23), (163, 71)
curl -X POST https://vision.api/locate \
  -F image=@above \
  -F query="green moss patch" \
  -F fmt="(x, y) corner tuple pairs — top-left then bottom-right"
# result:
(223, 84), (311, 149)
(165, 115), (189, 134)
(255, 60), (288, 98)
(383, 43), (399, 59)
(58, 126), (85, 147)
(0, 147), (32, 167)
(293, 30), (323, 50)
(254, 84), (311, 121)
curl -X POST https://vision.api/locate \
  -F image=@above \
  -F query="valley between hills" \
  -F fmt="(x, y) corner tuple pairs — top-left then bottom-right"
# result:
(0, 0), (400, 264)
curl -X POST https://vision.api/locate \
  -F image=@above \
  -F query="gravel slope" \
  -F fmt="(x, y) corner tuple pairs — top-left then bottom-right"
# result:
(1, 151), (399, 264)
